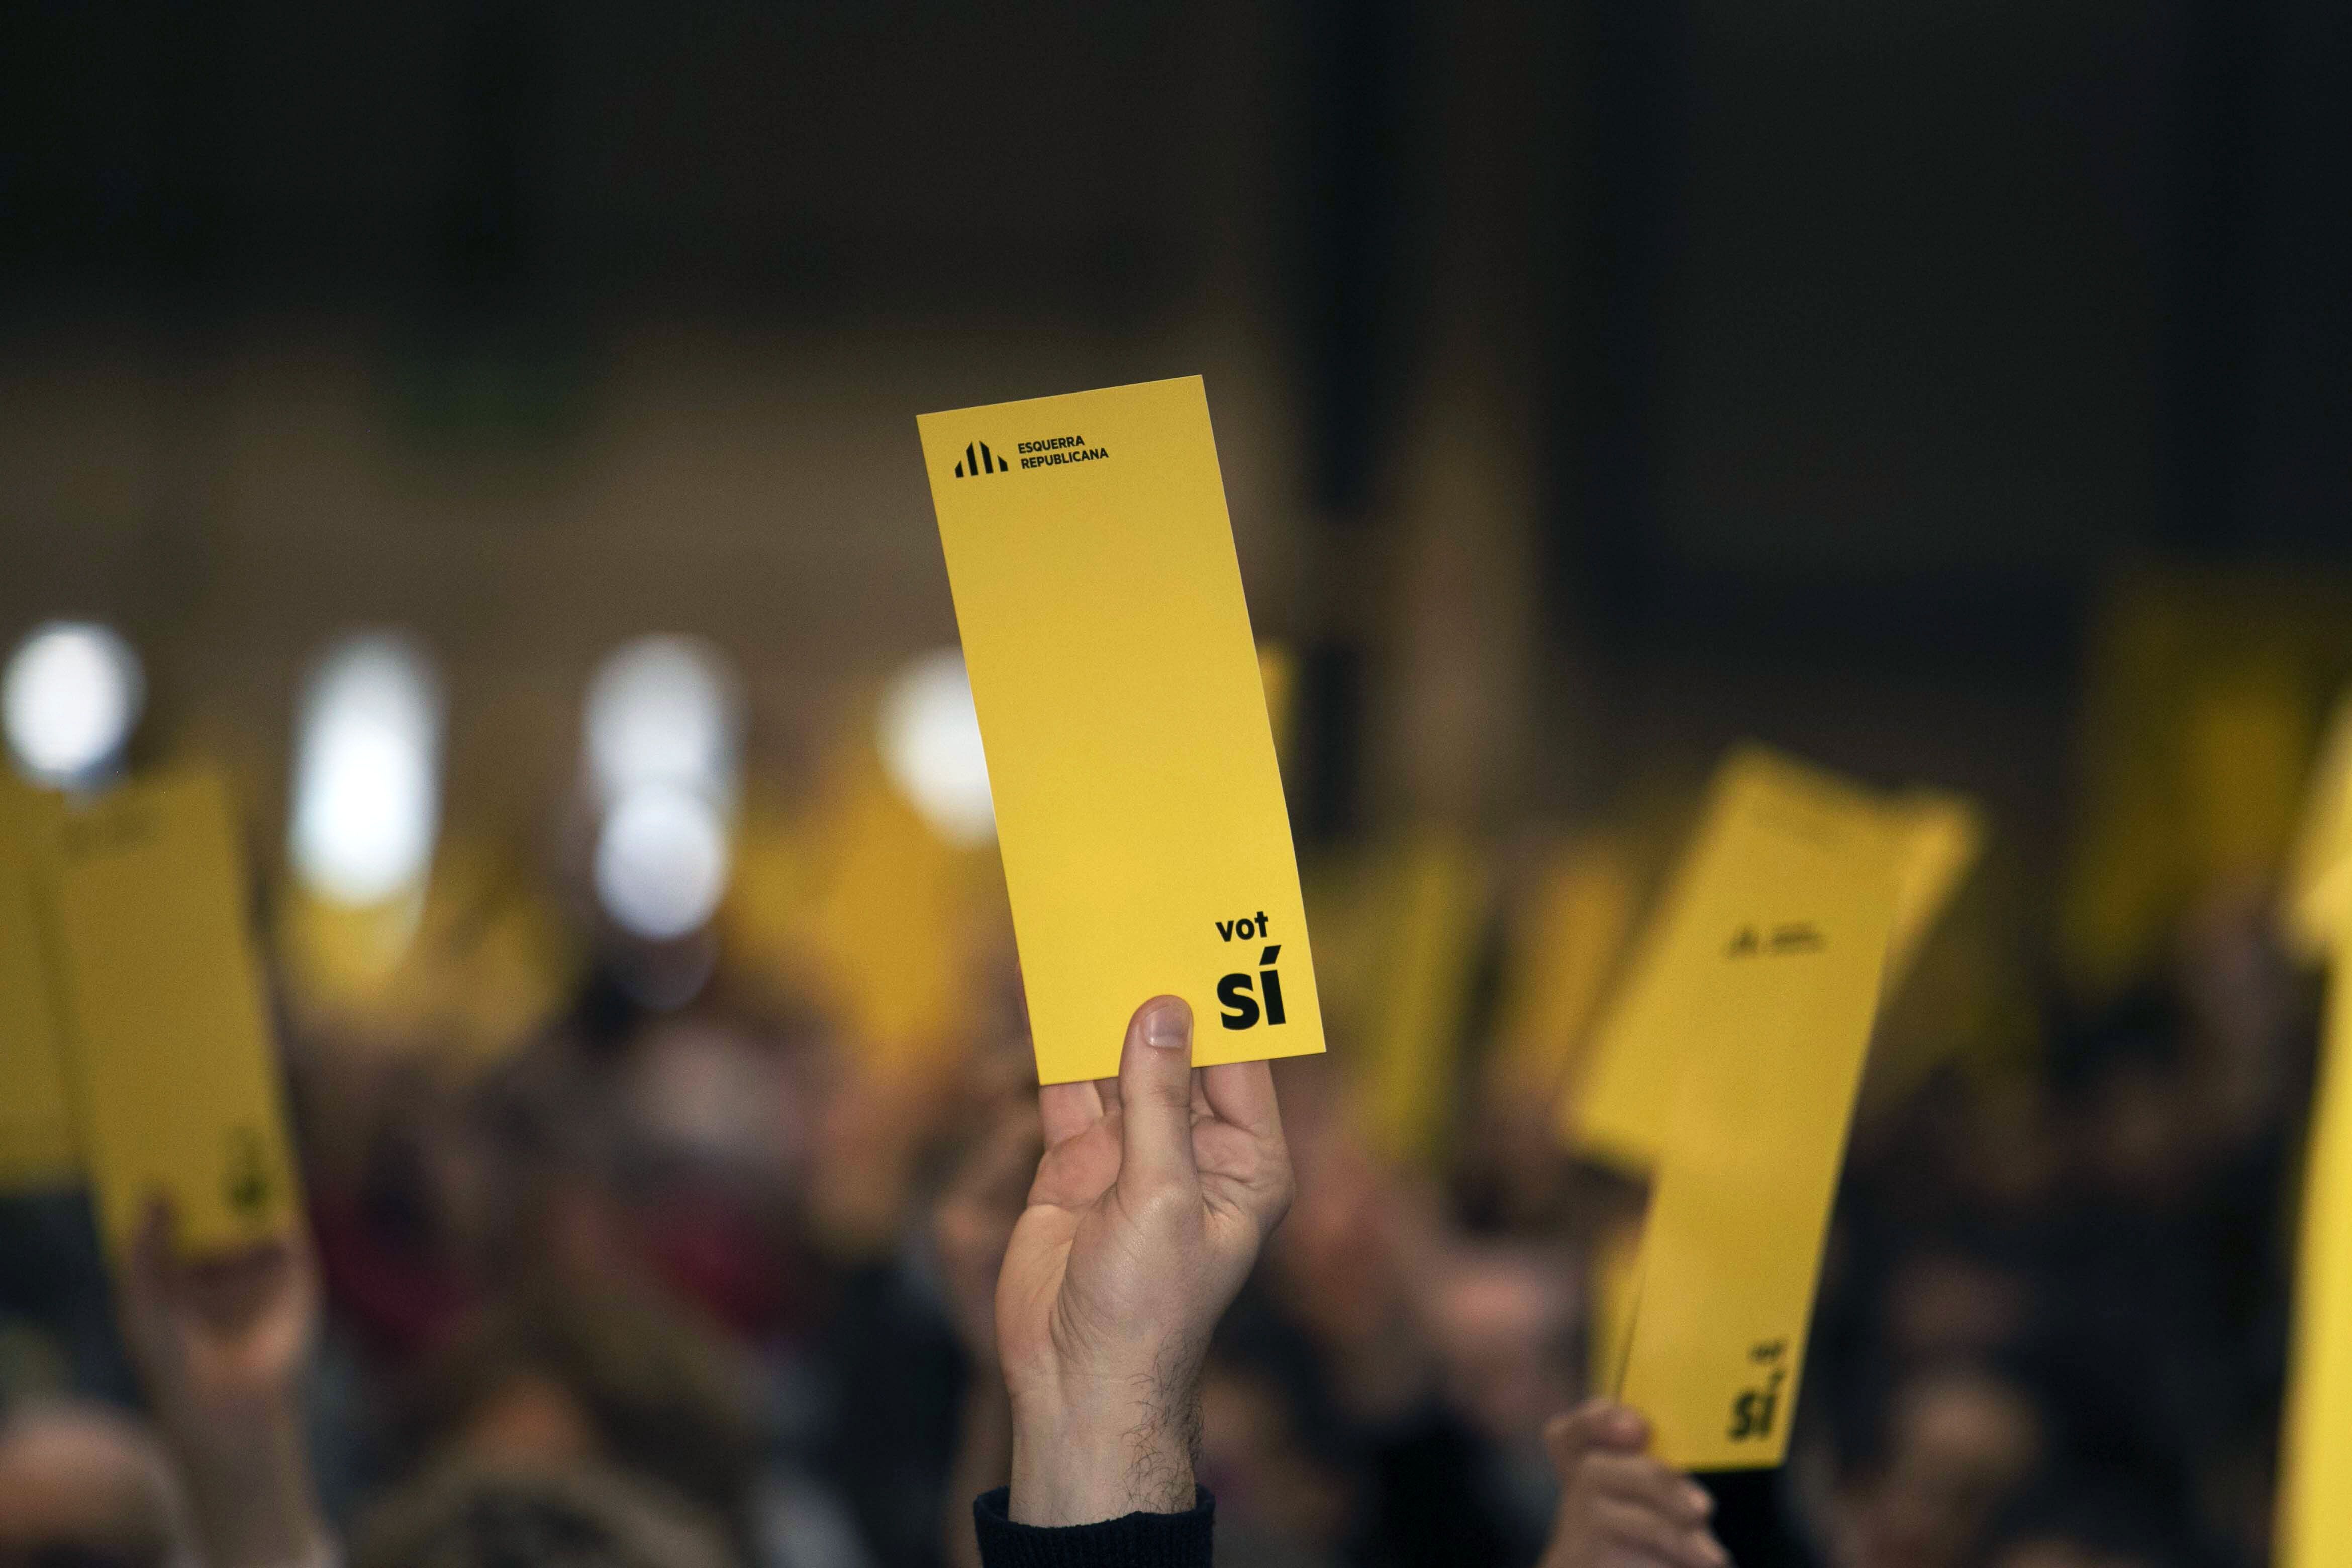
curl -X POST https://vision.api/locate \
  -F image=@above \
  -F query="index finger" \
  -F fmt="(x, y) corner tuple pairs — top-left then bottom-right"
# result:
(1199, 1058), (1281, 1140)
(127, 1196), (182, 1308)
(1543, 1400), (1651, 1477)
(1039, 1079), (1105, 1148)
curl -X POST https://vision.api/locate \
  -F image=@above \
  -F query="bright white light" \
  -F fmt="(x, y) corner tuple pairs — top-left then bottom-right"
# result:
(585, 636), (742, 808)
(877, 648), (994, 846)
(2, 622), (144, 788)
(289, 634), (442, 906)
(594, 783), (731, 941)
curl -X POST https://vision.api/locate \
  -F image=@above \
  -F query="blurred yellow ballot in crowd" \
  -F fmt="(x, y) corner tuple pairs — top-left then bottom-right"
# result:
(0, 783), (75, 1191)
(2284, 686), (2352, 962)
(1566, 748), (1906, 1468)
(1882, 789), (1985, 996)
(918, 376), (1323, 1084)
(2277, 688), (2352, 1568)
(2281, 940), (2352, 1568)
(1569, 751), (1955, 1170)
(43, 769), (301, 1257)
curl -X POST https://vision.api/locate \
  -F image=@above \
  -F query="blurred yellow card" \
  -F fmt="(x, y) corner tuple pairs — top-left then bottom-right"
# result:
(45, 770), (301, 1256)
(918, 376), (1324, 1083)
(2280, 710), (2352, 1566)
(0, 785), (76, 1191)
(1883, 789), (1985, 994)
(1569, 757), (1971, 1172)
(1610, 753), (1901, 1469)
(2284, 687), (2352, 961)
(2281, 937), (2352, 1567)
(1356, 832), (1486, 1166)
(1492, 835), (1638, 1099)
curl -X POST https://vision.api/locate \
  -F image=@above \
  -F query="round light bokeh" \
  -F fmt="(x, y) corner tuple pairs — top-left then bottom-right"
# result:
(288, 633), (443, 906)
(1, 622), (144, 788)
(877, 648), (995, 846)
(594, 782), (732, 941)
(584, 636), (743, 808)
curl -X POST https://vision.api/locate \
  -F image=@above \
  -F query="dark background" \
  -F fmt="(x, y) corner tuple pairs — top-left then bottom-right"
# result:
(4, 0), (2344, 858)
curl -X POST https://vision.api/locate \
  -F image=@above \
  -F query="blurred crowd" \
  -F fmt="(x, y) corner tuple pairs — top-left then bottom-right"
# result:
(0, 610), (2334, 1568)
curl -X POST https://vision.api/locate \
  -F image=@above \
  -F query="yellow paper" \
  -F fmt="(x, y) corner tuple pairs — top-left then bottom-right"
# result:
(1589, 1219), (1645, 1397)
(1491, 835), (1638, 1099)
(1883, 790), (1985, 995)
(2281, 935), (2352, 1565)
(1355, 833), (1486, 1166)
(1569, 760), (1974, 1173)
(801, 739), (1003, 1080)
(274, 837), (577, 1072)
(918, 377), (1324, 1083)
(0, 785), (76, 1190)
(45, 770), (301, 1256)
(1610, 759), (1902, 1469)
(2284, 688), (2352, 960)
(1259, 642), (1298, 777)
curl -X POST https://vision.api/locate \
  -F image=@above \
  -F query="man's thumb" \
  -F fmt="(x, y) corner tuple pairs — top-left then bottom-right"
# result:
(1116, 996), (1200, 1197)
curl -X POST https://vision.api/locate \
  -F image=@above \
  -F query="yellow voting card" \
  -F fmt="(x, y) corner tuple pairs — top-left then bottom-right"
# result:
(2281, 939), (2352, 1567)
(1609, 756), (1902, 1469)
(1492, 835), (1638, 1100)
(1355, 833), (1486, 1166)
(918, 377), (1323, 1083)
(2279, 701), (2352, 1565)
(1567, 756), (1971, 1174)
(1883, 789), (1985, 995)
(0, 785), (76, 1191)
(2285, 687), (2352, 960)
(45, 770), (301, 1257)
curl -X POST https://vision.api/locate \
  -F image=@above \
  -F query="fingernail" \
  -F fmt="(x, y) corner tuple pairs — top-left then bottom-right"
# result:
(1684, 1484), (1713, 1517)
(1142, 998), (1192, 1050)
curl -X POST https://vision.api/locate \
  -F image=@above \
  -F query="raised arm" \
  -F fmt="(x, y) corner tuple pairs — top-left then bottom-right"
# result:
(118, 1201), (334, 1568)
(977, 994), (1292, 1554)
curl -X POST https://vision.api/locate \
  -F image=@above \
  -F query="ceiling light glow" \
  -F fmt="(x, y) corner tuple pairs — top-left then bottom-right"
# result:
(1, 622), (144, 788)
(877, 648), (994, 846)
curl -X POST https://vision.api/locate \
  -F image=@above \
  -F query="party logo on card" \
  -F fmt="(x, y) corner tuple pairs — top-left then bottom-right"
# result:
(953, 440), (1011, 478)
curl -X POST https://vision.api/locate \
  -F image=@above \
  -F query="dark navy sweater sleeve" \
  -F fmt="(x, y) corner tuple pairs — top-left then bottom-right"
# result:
(972, 1487), (1214, 1568)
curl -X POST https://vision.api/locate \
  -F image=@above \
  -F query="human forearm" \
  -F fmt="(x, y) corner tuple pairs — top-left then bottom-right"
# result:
(165, 1391), (333, 1568)
(120, 1212), (333, 1568)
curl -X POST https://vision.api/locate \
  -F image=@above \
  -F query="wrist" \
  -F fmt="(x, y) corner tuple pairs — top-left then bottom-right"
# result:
(166, 1392), (331, 1568)
(1008, 1384), (1200, 1525)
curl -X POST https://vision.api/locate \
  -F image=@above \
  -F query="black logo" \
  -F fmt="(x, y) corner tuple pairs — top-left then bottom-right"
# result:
(954, 441), (1008, 478)
(1727, 1340), (1788, 1442)
(1215, 911), (1289, 1030)
(226, 1126), (273, 1219)
(1727, 922), (1824, 958)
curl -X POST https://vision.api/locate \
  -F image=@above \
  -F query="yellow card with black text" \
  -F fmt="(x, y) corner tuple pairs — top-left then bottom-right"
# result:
(1569, 758), (1969, 1173)
(918, 377), (1324, 1083)
(1609, 751), (1902, 1469)
(0, 785), (75, 1191)
(46, 770), (300, 1256)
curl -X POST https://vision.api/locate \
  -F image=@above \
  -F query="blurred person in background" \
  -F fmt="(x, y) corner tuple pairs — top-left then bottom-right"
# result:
(0, 1398), (194, 1568)
(1823, 1358), (2049, 1568)
(1417, 1240), (1583, 1558)
(1972, 1481), (2198, 1568)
